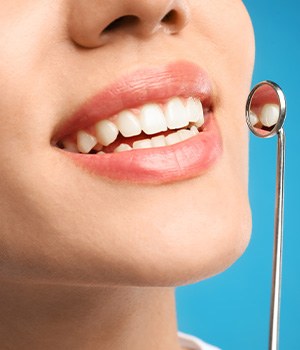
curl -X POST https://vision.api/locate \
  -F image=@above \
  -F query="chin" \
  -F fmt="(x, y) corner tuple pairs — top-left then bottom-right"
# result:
(87, 180), (253, 288)
(1, 198), (251, 289)
(124, 203), (252, 288)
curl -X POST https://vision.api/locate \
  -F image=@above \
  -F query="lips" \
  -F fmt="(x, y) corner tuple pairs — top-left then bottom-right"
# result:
(52, 60), (223, 184)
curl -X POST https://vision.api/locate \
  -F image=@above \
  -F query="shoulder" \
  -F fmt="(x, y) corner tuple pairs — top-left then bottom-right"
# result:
(177, 331), (221, 350)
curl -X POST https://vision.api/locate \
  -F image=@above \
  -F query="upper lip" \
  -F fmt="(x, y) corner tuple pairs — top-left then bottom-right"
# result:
(51, 60), (214, 144)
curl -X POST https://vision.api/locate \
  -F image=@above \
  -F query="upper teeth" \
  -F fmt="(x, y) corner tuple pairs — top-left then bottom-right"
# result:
(250, 104), (280, 128)
(260, 104), (280, 127)
(95, 120), (119, 146)
(77, 130), (97, 154)
(249, 111), (259, 126)
(115, 110), (142, 137)
(61, 96), (205, 154)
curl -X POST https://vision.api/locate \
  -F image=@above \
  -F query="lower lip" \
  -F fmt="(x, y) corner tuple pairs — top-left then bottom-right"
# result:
(60, 114), (222, 184)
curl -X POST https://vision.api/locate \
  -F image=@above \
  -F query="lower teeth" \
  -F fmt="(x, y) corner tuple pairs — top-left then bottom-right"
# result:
(106, 125), (200, 154)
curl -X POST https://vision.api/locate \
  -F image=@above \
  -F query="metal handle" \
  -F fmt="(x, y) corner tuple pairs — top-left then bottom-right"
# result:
(269, 128), (285, 350)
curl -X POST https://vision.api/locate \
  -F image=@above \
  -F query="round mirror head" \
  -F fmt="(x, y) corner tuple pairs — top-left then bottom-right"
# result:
(246, 81), (286, 138)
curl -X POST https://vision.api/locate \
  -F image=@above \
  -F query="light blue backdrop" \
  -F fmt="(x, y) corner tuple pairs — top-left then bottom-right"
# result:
(176, 1), (300, 349)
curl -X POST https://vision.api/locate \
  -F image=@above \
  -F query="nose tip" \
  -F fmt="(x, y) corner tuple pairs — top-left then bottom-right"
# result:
(69, 0), (190, 48)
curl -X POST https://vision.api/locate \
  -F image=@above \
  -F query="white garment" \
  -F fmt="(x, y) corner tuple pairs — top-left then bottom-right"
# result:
(178, 331), (221, 350)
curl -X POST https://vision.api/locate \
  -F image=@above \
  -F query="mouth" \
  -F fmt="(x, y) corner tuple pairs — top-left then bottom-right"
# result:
(51, 60), (223, 184)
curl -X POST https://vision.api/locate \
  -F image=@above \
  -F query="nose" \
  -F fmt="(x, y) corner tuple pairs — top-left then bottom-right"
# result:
(68, 0), (190, 48)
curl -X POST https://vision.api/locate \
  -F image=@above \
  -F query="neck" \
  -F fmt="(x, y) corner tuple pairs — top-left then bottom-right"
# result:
(0, 281), (184, 350)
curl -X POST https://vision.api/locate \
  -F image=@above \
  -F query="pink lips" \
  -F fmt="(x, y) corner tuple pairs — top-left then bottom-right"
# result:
(53, 60), (223, 184)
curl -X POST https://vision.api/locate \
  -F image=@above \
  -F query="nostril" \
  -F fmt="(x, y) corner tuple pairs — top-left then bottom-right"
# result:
(69, 1), (190, 48)
(102, 15), (140, 33)
(161, 10), (178, 25)
(161, 9), (187, 34)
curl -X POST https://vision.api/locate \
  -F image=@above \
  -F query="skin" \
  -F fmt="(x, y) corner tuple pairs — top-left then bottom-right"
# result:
(0, 0), (255, 349)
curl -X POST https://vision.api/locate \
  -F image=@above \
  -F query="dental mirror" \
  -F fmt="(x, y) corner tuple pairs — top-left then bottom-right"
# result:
(246, 81), (286, 138)
(246, 81), (286, 350)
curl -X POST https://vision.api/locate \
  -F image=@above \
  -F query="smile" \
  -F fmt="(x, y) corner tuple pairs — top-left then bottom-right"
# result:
(57, 96), (206, 154)
(52, 61), (223, 184)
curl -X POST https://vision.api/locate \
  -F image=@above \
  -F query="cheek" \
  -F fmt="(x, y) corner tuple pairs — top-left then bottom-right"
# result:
(209, 3), (254, 184)
(190, 0), (255, 82)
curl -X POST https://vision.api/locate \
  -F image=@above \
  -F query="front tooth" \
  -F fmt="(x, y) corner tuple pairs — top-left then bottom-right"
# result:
(139, 104), (168, 135)
(165, 132), (181, 145)
(151, 135), (167, 147)
(186, 97), (204, 124)
(132, 139), (152, 149)
(77, 131), (97, 153)
(114, 143), (132, 153)
(260, 104), (280, 127)
(115, 111), (142, 137)
(165, 97), (189, 129)
(95, 120), (119, 146)
(249, 111), (259, 126)
(177, 129), (193, 141)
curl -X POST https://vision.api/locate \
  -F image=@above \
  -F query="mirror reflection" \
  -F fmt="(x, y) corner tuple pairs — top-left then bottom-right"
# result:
(247, 83), (281, 137)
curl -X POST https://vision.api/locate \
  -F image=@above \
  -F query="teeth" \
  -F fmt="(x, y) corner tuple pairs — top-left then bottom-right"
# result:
(77, 131), (97, 153)
(165, 97), (189, 129)
(132, 139), (152, 149)
(61, 97), (207, 154)
(260, 104), (279, 127)
(95, 120), (119, 146)
(190, 125), (200, 135)
(186, 97), (204, 124)
(103, 127), (199, 154)
(115, 111), (142, 137)
(139, 103), (168, 135)
(114, 143), (132, 153)
(195, 107), (204, 127)
(177, 129), (193, 141)
(194, 118), (204, 128)
(63, 140), (78, 153)
(93, 143), (103, 152)
(249, 111), (259, 126)
(151, 135), (167, 147)
(165, 132), (181, 145)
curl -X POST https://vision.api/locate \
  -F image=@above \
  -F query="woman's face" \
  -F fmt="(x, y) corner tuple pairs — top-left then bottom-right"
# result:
(0, 0), (254, 286)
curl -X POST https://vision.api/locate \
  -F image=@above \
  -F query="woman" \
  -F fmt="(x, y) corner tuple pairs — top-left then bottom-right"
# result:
(0, 0), (255, 349)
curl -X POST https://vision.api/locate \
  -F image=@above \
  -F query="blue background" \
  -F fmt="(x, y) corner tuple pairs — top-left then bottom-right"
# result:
(176, 1), (300, 349)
